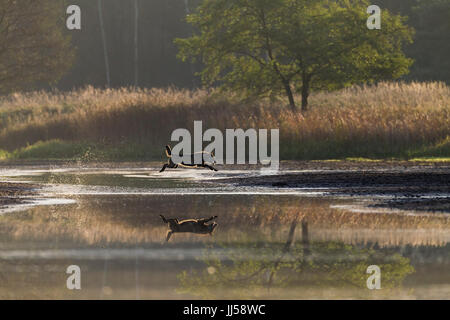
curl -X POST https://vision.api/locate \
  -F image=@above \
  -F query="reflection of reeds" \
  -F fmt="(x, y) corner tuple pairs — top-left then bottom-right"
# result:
(0, 196), (448, 247)
(0, 82), (449, 159)
(310, 228), (450, 247)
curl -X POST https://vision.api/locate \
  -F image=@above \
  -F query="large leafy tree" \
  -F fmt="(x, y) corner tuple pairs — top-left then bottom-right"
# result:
(0, 0), (74, 94)
(176, 0), (413, 111)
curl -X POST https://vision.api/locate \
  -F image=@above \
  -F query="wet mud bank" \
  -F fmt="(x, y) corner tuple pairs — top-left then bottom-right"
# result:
(215, 168), (450, 213)
(0, 182), (40, 208)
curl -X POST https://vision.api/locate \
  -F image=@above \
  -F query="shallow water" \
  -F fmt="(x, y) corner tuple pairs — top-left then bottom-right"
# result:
(0, 164), (449, 299)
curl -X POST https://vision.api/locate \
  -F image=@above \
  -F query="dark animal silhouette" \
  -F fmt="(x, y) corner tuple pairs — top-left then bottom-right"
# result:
(160, 215), (218, 242)
(160, 145), (218, 172)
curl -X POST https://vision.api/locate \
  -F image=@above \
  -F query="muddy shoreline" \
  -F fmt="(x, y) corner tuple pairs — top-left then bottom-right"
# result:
(0, 182), (39, 207)
(1, 161), (450, 213)
(214, 167), (450, 213)
(216, 170), (450, 189)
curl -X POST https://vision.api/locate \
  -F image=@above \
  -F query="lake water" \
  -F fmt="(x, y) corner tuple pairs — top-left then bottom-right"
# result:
(0, 164), (449, 299)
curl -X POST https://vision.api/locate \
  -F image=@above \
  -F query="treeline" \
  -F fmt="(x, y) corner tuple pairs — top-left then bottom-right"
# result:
(378, 0), (449, 84)
(58, 0), (202, 90)
(57, 0), (449, 91)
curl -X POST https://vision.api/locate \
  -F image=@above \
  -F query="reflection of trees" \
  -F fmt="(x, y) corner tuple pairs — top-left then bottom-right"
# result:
(177, 220), (415, 298)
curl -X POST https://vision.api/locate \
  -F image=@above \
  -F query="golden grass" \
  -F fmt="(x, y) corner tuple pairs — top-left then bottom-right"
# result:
(0, 82), (449, 160)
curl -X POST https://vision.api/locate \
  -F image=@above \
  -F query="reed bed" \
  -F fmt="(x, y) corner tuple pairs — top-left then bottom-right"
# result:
(0, 82), (449, 160)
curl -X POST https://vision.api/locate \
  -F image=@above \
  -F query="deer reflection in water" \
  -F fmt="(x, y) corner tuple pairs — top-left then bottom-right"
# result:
(160, 215), (218, 242)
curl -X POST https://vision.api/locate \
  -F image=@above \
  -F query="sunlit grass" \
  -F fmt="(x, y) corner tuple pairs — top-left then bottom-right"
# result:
(408, 157), (450, 162)
(0, 82), (449, 161)
(2, 139), (161, 161)
(0, 149), (9, 160)
(344, 158), (384, 162)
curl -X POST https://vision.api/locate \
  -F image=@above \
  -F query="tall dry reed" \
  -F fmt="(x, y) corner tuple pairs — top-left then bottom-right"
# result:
(0, 82), (448, 159)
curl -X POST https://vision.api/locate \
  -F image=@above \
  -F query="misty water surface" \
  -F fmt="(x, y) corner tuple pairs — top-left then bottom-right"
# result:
(0, 165), (449, 299)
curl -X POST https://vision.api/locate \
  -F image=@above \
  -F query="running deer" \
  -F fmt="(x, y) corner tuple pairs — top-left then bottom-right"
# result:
(160, 145), (218, 172)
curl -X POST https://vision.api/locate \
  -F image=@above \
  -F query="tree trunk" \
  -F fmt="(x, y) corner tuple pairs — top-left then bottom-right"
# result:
(301, 76), (310, 112)
(301, 220), (310, 257)
(134, 0), (139, 87)
(184, 0), (197, 89)
(97, 0), (110, 87)
(283, 81), (297, 111)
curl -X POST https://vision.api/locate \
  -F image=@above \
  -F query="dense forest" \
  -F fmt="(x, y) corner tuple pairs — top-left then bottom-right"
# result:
(57, 0), (449, 91)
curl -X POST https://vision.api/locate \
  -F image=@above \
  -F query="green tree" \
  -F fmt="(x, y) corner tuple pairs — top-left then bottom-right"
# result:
(176, 0), (414, 111)
(0, 0), (74, 94)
